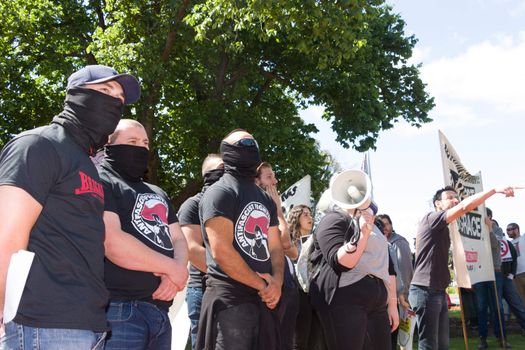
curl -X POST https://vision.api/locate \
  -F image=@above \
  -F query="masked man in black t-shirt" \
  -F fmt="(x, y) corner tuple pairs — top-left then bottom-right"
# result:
(97, 119), (188, 350)
(0, 65), (140, 349)
(195, 129), (284, 350)
(178, 153), (224, 350)
(409, 185), (515, 350)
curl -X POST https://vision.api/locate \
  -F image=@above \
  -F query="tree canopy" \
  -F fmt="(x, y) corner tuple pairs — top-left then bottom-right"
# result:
(0, 0), (434, 206)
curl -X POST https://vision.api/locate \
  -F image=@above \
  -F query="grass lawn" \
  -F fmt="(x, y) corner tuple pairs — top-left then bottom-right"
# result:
(444, 308), (525, 349)
(449, 334), (525, 349)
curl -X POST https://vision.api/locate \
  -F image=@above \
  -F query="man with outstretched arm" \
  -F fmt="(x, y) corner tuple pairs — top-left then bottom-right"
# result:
(409, 185), (515, 350)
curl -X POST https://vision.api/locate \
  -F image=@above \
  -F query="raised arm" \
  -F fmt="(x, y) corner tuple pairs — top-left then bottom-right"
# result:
(445, 187), (514, 224)
(267, 185), (298, 259)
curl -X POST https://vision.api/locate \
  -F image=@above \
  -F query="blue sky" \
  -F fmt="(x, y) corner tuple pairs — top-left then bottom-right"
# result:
(300, 0), (525, 248)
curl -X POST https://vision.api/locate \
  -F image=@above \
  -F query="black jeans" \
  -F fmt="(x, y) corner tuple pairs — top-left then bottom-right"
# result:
(277, 285), (300, 350)
(317, 275), (390, 350)
(294, 289), (327, 350)
(214, 303), (260, 350)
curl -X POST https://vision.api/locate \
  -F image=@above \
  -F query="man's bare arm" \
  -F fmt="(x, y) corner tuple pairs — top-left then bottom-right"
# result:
(180, 224), (207, 273)
(258, 225), (284, 309)
(267, 185), (298, 259)
(169, 222), (189, 267)
(205, 216), (267, 291)
(104, 212), (187, 289)
(0, 186), (42, 323)
(445, 187), (514, 224)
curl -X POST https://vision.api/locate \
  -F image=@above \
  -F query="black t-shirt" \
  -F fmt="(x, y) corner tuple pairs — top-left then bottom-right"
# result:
(0, 124), (108, 331)
(411, 210), (451, 290)
(200, 173), (278, 287)
(98, 163), (177, 311)
(178, 191), (206, 288)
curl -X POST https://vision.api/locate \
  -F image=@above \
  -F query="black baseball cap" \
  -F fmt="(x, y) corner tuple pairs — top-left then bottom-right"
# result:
(67, 65), (140, 105)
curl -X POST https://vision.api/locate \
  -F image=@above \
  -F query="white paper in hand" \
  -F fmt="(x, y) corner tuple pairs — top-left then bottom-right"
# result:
(3, 250), (35, 323)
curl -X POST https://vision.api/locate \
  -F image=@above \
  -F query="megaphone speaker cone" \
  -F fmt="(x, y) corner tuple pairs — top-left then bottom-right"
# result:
(330, 169), (373, 211)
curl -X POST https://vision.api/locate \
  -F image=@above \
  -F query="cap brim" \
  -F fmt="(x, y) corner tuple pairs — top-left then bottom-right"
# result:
(85, 74), (141, 105)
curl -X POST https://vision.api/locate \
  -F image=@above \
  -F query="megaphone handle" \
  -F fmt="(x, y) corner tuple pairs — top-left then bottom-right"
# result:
(344, 217), (360, 246)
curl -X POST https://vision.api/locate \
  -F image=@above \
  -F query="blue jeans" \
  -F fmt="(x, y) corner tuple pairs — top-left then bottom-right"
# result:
(1, 322), (106, 350)
(408, 285), (449, 350)
(186, 286), (204, 350)
(474, 273), (505, 339)
(104, 300), (171, 350)
(503, 276), (525, 330)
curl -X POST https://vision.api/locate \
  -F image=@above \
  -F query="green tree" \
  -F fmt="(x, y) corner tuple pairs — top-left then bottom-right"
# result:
(0, 0), (434, 206)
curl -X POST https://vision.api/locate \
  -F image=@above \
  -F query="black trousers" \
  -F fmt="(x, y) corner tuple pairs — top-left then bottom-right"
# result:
(277, 285), (300, 350)
(317, 275), (390, 350)
(293, 288), (327, 350)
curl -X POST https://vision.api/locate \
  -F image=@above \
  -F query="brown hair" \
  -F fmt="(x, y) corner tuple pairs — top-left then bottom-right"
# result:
(287, 204), (312, 242)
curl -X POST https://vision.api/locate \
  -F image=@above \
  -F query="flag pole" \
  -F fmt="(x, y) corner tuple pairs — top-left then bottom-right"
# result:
(493, 280), (506, 344)
(457, 286), (470, 350)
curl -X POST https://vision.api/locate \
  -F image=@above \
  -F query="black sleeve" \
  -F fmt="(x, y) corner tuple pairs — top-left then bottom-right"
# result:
(178, 195), (201, 226)
(167, 200), (178, 224)
(0, 134), (61, 205)
(388, 252), (397, 276)
(315, 211), (352, 273)
(98, 171), (118, 213)
(200, 186), (235, 224)
(509, 240), (518, 275)
(427, 210), (448, 231)
(266, 194), (279, 227)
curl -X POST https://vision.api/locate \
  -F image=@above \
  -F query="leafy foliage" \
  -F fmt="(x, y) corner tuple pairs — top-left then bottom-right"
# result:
(0, 0), (434, 206)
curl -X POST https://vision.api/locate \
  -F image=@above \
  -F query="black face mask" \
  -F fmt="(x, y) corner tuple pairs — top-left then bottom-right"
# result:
(220, 141), (261, 178)
(104, 144), (149, 182)
(52, 86), (123, 154)
(203, 168), (225, 189)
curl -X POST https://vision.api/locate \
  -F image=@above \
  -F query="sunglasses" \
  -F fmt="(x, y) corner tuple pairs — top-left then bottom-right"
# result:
(507, 227), (517, 231)
(235, 138), (259, 148)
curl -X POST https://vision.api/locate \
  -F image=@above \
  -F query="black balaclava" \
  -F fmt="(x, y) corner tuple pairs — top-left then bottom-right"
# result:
(104, 144), (149, 182)
(220, 141), (261, 178)
(203, 168), (225, 189)
(52, 86), (123, 154)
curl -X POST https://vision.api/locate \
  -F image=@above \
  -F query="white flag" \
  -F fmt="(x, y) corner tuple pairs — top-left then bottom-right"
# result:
(280, 175), (312, 216)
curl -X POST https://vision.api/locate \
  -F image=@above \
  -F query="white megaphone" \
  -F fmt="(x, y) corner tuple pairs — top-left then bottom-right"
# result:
(330, 169), (378, 214)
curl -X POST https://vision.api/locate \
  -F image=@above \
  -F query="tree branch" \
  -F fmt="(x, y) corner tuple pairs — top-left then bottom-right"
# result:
(90, 0), (107, 30)
(161, 0), (190, 62)
(250, 76), (273, 108)
(215, 50), (229, 97)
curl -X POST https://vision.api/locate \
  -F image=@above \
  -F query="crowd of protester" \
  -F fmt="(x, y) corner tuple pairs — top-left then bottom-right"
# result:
(0, 65), (520, 350)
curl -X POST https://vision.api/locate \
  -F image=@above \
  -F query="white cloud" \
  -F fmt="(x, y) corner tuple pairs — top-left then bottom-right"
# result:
(509, 1), (525, 17)
(421, 33), (525, 115)
(408, 46), (432, 65)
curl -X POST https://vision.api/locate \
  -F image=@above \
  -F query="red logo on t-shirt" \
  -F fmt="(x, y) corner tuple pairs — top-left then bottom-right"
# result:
(74, 171), (104, 203)
(235, 202), (271, 262)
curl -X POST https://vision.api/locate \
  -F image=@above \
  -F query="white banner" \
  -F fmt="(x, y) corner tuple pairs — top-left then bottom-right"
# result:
(439, 130), (494, 288)
(280, 175), (312, 216)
